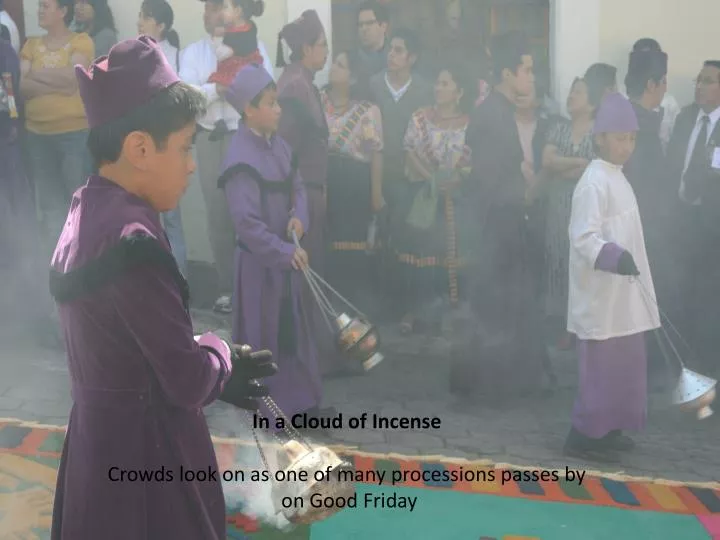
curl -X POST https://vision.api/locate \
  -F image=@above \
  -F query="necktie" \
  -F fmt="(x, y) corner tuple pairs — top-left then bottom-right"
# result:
(683, 115), (710, 201)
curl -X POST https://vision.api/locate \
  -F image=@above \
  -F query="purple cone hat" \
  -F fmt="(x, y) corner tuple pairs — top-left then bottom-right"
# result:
(75, 36), (180, 129)
(225, 63), (274, 115)
(593, 92), (639, 134)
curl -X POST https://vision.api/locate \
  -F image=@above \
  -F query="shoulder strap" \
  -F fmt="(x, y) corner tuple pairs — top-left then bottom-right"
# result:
(333, 101), (371, 150)
(49, 232), (190, 311)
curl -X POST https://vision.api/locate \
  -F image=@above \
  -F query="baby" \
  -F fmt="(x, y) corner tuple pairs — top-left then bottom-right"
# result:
(208, 0), (266, 138)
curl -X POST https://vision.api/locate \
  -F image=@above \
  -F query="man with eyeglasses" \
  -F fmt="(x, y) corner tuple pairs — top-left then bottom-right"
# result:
(356, 0), (390, 79)
(666, 60), (720, 373)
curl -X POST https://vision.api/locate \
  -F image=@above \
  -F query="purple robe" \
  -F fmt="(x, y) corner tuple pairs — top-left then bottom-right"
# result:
(276, 62), (329, 270)
(276, 62), (336, 373)
(221, 125), (322, 421)
(50, 176), (233, 540)
(571, 242), (648, 439)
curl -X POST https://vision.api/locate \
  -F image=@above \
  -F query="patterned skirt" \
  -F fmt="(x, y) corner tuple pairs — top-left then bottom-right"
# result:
(325, 153), (373, 310)
(390, 180), (464, 309)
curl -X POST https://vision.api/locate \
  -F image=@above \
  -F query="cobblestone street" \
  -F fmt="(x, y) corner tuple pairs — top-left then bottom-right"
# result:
(1, 309), (719, 484)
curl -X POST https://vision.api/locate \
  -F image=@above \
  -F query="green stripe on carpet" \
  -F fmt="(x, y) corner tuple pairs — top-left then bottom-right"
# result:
(306, 485), (711, 540)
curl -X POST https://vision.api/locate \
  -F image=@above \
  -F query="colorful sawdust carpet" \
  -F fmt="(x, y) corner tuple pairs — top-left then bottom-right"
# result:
(1, 418), (719, 539)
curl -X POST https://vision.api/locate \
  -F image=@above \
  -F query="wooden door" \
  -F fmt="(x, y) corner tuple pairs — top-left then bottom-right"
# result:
(4, 0), (25, 45)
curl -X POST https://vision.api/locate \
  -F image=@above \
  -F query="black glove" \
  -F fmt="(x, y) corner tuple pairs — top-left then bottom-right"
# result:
(220, 345), (278, 410)
(617, 251), (640, 276)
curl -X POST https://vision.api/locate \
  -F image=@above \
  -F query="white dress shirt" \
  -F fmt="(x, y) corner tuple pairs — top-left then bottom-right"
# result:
(0, 11), (20, 53)
(179, 37), (274, 131)
(679, 105), (720, 204)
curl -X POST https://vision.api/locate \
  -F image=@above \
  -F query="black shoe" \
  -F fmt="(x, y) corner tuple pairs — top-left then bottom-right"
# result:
(563, 428), (621, 463)
(602, 430), (635, 452)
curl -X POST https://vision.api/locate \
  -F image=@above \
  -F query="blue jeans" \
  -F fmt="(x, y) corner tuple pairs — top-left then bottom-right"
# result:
(162, 207), (187, 277)
(25, 129), (92, 252)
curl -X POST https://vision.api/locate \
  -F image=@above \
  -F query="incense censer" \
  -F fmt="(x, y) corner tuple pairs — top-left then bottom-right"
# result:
(335, 313), (383, 371)
(271, 440), (355, 525)
(249, 387), (355, 525)
(673, 368), (717, 420)
(290, 229), (384, 373)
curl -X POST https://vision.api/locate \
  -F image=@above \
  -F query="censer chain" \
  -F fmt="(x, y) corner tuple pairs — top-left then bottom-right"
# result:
(291, 231), (341, 333)
(291, 230), (369, 321)
(244, 394), (315, 475)
(304, 266), (369, 321)
(302, 265), (337, 333)
(632, 276), (690, 370)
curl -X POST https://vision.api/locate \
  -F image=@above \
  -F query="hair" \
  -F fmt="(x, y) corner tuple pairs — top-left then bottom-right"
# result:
(625, 56), (667, 100)
(436, 62), (474, 114)
(141, 0), (179, 50)
(286, 19), (324, 64)
(56, 0), (75, 27)
(704, 60), (720, 80)
(231, 0), (265, 19)
(357, 0), (390, 25)
(324, 50), (371, 102)
(389, 28), (421, 58)
(0, 0), (4, 10)
(240, 80), (277, 121)
(633, 38), (661, 52)
(584, 63), (617, 109)
(0, 24), (8, 43)
(489, 31), (531, 84)
(87, 0), (116, 35)
(87, 82), (206, 169)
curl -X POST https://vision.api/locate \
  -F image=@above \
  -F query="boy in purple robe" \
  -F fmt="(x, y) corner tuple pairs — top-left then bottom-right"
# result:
(219, 63), (329, 426)
(565, 93), (660, 462)
(49, 36), (277, 540)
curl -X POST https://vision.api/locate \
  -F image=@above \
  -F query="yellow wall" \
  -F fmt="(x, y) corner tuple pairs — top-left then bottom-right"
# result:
(598, 0), (718, 108)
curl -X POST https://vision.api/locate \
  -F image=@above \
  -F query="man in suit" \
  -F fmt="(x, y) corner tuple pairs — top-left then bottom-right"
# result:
(666, 60), (720, 373)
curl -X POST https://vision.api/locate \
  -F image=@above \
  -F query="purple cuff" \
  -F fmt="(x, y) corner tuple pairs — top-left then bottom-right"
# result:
(594, 242), (625, 273)
(195, 332), (233, 379)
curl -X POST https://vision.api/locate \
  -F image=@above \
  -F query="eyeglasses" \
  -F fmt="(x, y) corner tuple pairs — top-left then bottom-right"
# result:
(696, 76), (720, 86)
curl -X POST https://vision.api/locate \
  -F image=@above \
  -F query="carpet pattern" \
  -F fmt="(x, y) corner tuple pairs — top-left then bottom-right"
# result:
(1, 418), (719, 539)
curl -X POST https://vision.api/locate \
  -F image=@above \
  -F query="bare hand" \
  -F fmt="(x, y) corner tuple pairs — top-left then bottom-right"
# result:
(291, 247), (309, 271)
(287, 217), (304, 240)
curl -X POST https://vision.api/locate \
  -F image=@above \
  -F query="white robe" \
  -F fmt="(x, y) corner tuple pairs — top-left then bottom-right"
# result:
(567, 159), (661, 340)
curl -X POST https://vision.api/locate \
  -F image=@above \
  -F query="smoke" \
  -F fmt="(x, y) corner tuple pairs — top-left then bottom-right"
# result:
(221, 407), (320, 532)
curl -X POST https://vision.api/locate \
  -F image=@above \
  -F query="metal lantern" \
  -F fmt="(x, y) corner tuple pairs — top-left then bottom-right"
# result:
(335, 314), (383, 371)
(292, 231), (384, 372)
(244, 394), (355, 525)
(634, 276), (716, 421)
(270, 440), (355, 525)
(672, 368), (717, 420)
